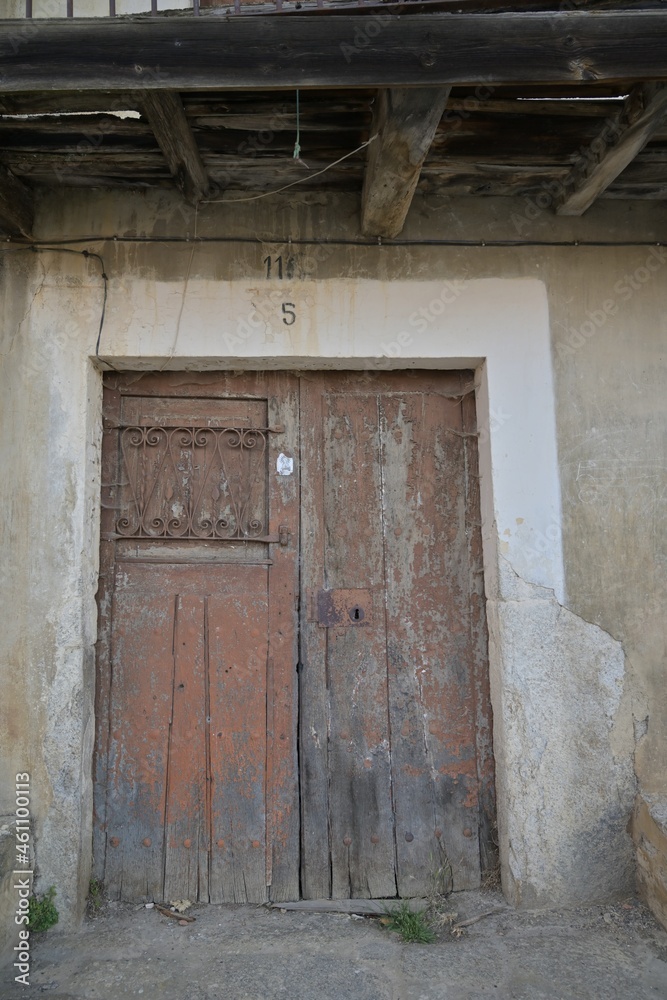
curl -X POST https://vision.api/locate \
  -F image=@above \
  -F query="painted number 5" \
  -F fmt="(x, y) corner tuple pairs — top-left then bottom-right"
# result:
(282, 303), (296, 326)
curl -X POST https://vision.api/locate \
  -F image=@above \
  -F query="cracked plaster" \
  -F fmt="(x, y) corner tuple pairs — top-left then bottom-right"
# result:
(488, 559), (635, 904)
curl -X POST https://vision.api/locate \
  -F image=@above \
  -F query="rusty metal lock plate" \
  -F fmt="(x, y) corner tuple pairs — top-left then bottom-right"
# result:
(316, 589), (373, 627)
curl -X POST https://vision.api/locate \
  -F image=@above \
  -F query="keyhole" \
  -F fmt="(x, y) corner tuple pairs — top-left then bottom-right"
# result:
(349, 606), (364, 622)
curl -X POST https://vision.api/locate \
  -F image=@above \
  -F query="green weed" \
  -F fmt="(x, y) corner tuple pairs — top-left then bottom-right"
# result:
(27, 886), (59, 933)
(384, 901), (435, 944)
(88, 878), (104, 914)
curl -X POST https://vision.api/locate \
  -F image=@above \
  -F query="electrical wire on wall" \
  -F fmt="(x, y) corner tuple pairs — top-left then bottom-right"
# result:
(0, 244), (111, 368)
(2, 237), (663, 249)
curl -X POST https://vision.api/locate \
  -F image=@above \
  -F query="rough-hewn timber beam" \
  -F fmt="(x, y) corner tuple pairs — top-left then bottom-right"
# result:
(557, 83), (667, 216)
(142, 91), (209, 204)
(0, 164), (33, 238)
(361, 88), (451, 238)
(2, 12), (667, 92)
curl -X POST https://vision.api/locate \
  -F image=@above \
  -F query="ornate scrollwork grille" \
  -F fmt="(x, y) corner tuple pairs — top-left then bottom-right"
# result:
(115, 425), (268, 540)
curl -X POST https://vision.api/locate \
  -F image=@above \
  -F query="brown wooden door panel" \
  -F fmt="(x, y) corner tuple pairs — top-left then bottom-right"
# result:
(95, 373), (300, 904)
(300, 372), (490, 897)
(95, 370), (492, 904)
(103, 562), (273, 902)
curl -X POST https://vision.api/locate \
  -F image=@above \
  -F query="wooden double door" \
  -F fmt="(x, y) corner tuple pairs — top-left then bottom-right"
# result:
(94, 371), (494, 903)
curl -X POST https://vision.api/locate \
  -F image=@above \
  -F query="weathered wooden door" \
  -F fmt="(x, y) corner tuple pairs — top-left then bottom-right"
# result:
(94, 370), (493, 904)
(94, 373), (300, 903)
(299, 372), (493, 898)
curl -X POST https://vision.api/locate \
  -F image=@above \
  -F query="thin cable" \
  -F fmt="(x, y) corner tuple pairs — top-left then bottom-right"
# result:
(293, 89), (301, 162)
(17, 245), (112, 369)
(90, 256), (109, 361)
(3, 236), (663, 249)
(204, 134), (378, 204)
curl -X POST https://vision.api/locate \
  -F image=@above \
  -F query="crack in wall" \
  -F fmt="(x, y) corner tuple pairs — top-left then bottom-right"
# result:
(0, 253), (46, 362)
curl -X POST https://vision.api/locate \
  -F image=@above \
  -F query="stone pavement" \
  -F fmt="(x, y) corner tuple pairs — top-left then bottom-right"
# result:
(2, 891), (667, 1000)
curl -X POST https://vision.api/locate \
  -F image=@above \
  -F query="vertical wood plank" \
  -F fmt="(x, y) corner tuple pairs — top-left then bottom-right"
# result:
(462, 389), (496, 874)
(163, 593), (209, 903)
(380, 390), (441, 896)
(299, 375), (332, 899)
(381, 388), (481, 893)
(265, 374), (300, 901)
(208, 567), (269, 903)
(321, 389), (397, 899)
(103, 564), (174, 901)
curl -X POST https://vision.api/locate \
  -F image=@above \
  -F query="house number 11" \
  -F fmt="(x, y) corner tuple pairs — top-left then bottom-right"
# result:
(263, 255), (297, 325)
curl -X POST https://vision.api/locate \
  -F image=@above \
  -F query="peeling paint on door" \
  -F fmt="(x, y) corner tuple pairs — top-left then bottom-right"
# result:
(93, 370), (494, 904)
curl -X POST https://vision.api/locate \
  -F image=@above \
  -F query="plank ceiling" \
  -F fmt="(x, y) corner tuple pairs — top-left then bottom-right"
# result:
(2, 4), (667, 238)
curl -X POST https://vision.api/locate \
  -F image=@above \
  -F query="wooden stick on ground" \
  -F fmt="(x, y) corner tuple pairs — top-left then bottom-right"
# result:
(155, 904), (196, 922)
(452, 909), (504, 930)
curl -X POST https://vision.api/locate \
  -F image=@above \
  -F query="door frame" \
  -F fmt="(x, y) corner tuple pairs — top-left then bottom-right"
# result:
(80, 275), (562, 911)
(92, 368), (495, 902)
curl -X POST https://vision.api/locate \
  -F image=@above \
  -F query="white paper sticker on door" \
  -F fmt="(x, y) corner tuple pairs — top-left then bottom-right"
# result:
(277, 453), (294, 476)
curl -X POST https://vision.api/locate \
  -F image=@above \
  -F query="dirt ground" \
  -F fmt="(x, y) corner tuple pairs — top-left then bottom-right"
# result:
(2, 891), (667, 1000)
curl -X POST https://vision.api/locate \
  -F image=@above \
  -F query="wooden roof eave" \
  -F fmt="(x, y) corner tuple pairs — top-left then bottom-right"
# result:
(2, 11), (667, 92)
(3, 10), (667, 238)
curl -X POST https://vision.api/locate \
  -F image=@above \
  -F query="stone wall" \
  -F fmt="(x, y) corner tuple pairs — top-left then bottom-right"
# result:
(632, 795), (667, 930)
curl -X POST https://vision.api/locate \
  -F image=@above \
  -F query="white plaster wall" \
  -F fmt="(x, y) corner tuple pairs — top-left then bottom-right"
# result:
(0, 251), (101, 957)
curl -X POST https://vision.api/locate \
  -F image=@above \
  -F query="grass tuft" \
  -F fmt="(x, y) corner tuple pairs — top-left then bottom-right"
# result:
(384, 901), (435, 944)
(27, 886), (59, 933)
(88, 878), (104, 914)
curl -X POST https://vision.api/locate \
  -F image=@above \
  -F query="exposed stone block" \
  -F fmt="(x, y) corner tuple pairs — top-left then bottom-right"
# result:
(631, 794), (667, 931)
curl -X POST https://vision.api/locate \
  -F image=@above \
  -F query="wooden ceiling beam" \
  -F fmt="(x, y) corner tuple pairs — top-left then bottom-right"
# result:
(141, 91), (210, 204)
(557, 83), (667, 215)
(3, 12), (667, 92)
(0, 164), (33, 238)
(361, 87), (451, 238)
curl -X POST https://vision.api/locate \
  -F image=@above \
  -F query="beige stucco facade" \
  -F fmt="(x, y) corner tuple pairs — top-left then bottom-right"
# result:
(1, 188), (666, 961)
